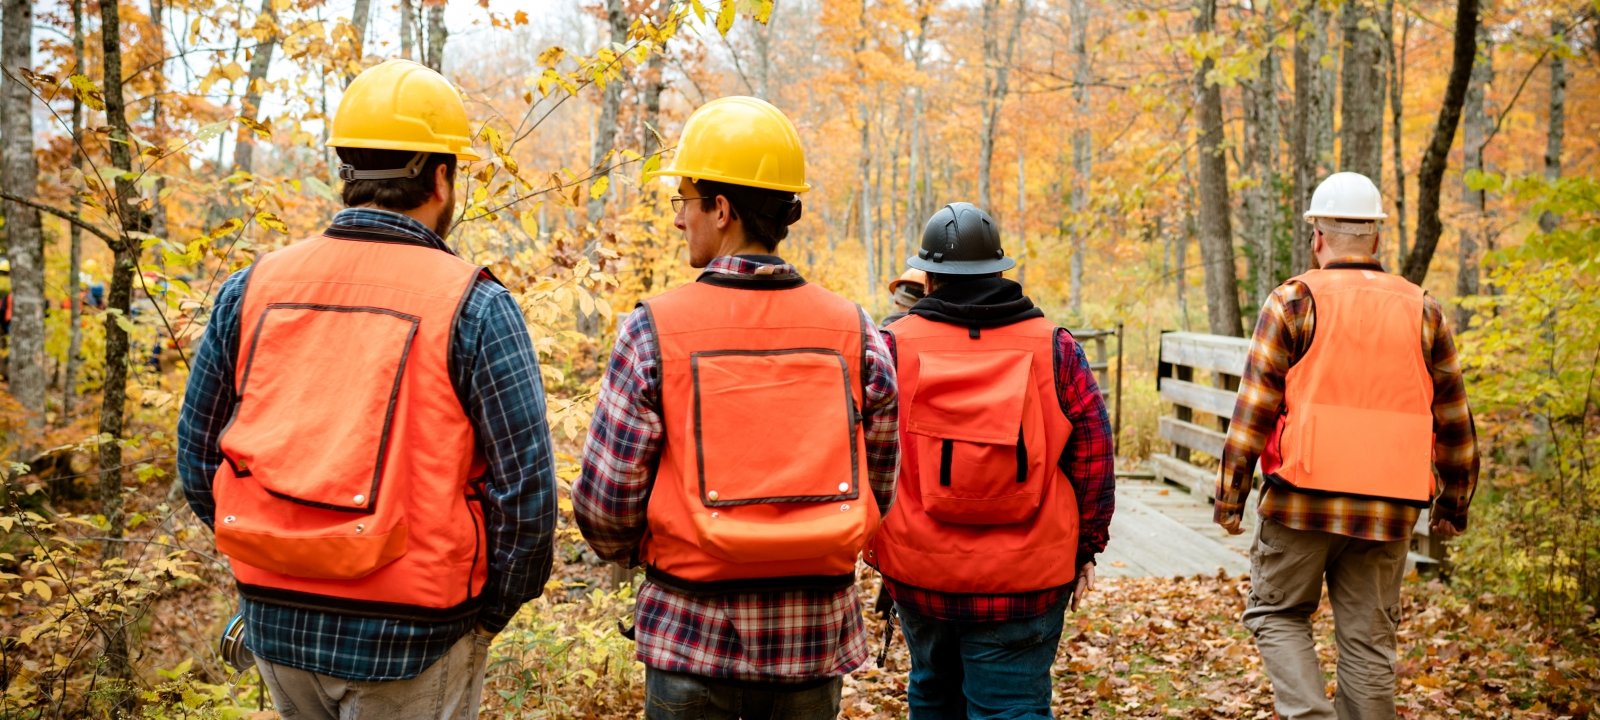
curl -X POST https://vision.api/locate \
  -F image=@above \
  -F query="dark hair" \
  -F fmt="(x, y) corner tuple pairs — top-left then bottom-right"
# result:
(336, 148), (456, 211)
(693, 179), (802, 252)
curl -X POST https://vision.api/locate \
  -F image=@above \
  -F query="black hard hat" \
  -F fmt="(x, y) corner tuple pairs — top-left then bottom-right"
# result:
(908, 202), (1014, 275)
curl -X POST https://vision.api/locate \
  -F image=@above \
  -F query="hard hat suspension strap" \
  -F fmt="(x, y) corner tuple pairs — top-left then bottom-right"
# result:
(1315, 218), (1378, 235)
(338, 151), (430, 182)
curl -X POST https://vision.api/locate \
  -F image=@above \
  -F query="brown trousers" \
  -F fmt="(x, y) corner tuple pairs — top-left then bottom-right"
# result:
(1243, 519), (1409, 720)
(256, 632), (491, 720)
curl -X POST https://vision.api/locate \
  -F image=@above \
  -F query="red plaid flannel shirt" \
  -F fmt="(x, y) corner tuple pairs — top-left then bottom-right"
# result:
(1215, 257), (1479, 540)
(882, 329), (1117, 622)
(573, 255), (899, 683)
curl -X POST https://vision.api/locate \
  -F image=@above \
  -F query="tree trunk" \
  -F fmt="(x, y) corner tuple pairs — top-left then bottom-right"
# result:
(148, 0), (168, 245)
(345, 0), (374, 84)
(65, 0), (86, 418)
(1292, 0), (1334, 275)
(1339, 0), (1384, 179)
(1385, 0), (1410, 264)
(2, 0), (46, 437)
(1243, 0), (1281, 303)
(1401, 0), (1479, 284)
(978, 0), (1026, 211)
(1539, 18), (1565, 233)
(1069, 0), (1089, 316)
(400, 0), (415, 60)
(234, 0), (277, 174)
(95, 0), (147, 705)
(1456, 40), (1491, 329)
(859, 99), (875, 298)
(1194, 0), (1244, 337)
(753, 0), (774, 99)
(905, 1), (931, 261)
(586, 0), (625, 224)
(424, 2), (447, 72)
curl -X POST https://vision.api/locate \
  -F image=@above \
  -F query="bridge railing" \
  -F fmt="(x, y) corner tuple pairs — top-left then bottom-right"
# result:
(1151, 331), (1443, 568)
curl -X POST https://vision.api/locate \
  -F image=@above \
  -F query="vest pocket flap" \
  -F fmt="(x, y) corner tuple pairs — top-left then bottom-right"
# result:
(692, 349), (857, 504)
(907, 350), (1031, 444)
(693, 510), (868, 565)
(215, 519), (409, 580)
(222, 304), (419, 512)
(1306, 403), (1434, 499)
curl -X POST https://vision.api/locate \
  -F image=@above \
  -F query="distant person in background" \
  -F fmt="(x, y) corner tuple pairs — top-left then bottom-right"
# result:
(1215, 172), (1478, 720)
(880, 268), (927, 327)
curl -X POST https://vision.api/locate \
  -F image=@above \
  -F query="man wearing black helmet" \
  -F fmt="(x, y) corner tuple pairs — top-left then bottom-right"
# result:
(867, 203), (1116, 719)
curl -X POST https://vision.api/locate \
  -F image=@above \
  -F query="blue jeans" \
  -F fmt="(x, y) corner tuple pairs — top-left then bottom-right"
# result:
(896, 599), (1067, 720)
(644, 668), (843, 720)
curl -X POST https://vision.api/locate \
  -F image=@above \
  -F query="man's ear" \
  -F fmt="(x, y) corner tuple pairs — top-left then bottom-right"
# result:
(1311, 227), (1324, 255)
(434, 163), (452, 202)
(714, 195), (734, 230)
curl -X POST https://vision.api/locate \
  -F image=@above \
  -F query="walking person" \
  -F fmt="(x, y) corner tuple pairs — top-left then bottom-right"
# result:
(572, 96), (899, 720)
(1215, 172), (1479, 720)
(868, 202), (1116, 720)
(178, 59), (558, 719)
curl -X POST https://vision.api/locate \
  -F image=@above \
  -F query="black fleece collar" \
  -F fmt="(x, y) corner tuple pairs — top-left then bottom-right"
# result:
(909, 277), (1044, 328)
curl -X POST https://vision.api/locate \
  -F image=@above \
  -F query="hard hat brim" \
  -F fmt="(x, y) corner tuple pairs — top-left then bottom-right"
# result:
(906, 255), (1016, 275)
(648, 167), (810, 194)
(329, 136), (481, 162)
(1303, 210), (1387, 221)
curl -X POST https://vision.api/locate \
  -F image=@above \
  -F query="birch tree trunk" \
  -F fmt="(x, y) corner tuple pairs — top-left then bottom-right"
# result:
(1194, 0), (1244, 337)
(234, 0), (277, 174)
(1539, 18), (1565, 233)
(344, 0), (374, 85)
(905, 1), (931, 261)
(859, 99), (875, 298)
(1069, 0), (1089, 316)
(1401, 0), (1479, 284)
(2, 0), (46, 436)
(400, 0), (415, 60)
(1292, 0), (1334, 274)
(1339, 0), (1384, 179)
(586, 0), (626, 224)
(65, 0), (86, 417)
(978, 0), (1025, 211)
(1456, 41), (1491, 329)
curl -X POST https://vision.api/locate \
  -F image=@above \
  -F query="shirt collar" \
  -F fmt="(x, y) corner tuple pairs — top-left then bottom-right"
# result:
(703, 254), (797, 277)
(327, 208), (455, 256)
(1322, 255), (1385, 271)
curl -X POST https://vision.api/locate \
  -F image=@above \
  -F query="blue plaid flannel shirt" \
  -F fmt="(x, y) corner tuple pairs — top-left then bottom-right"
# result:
(178, 208), (558, 681)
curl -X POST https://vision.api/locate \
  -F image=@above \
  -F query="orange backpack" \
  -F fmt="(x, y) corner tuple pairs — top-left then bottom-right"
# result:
(869, 315), (1080, 594)
(640, 274), (879, 592)
(211, 235), (489, 619)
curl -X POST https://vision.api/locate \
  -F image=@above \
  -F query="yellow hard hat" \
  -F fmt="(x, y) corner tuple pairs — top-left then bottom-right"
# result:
(329, 59), (480, 162)
(651, 96), (809, 193)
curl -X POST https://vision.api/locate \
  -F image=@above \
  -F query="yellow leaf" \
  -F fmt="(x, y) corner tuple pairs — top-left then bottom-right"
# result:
(254, 211), (288, 234)
(238, 116), (271, 138)
(589, 175), (610, 200)
(221, 62), (246, 82)
(514, 10), (529, 25)
(716, 0), (735, 35)
(34, 581), (52, 602)
(538, 46), (567, 68)
(69, 75), (105, 111)
(753, 0), (774, 23)
(690, 0), (707, 22)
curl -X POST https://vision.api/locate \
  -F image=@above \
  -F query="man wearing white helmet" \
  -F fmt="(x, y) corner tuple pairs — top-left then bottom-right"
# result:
(1214, 172), (1479, 719)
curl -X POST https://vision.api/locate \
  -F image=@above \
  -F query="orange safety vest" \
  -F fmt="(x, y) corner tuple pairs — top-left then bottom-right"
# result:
(1261, 267), (1436, 507)
(211, 234), (490, 620)
(641, 272), (877, 592)
(868, 315), (1079, 595)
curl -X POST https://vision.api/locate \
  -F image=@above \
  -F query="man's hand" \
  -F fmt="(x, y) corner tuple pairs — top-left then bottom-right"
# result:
(1429, 516), (1463, 540)
(1070, 562), (1096, 612)
(1218, 513), (1246, 536)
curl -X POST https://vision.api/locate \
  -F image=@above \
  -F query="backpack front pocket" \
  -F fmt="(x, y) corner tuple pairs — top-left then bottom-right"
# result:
(908, 349), (1045, 525)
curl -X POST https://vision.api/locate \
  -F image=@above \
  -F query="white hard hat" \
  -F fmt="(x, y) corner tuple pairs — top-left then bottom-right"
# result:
(1304, 172), (1387, 223)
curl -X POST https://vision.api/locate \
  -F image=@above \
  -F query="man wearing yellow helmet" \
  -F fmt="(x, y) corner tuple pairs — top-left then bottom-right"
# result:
(178, 59), (558, 719)
(573, 96), (900, 719)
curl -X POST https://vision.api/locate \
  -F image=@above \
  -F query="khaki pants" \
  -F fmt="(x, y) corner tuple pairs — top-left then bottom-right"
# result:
(1243, 519), (1408, 720)
(256, 632), (491, 720)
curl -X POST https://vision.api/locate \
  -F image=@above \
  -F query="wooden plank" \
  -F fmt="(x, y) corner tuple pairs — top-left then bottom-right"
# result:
(1159, 416), (1227, 458)
(1161, 331), (1250, 376)
(1151, 452), (1217, 500)
(1159, 378), (1238, 418)
(1099, 492), (1249, 578)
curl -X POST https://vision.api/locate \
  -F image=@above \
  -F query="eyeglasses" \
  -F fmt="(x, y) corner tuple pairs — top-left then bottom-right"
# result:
(670, 195), (708, 213)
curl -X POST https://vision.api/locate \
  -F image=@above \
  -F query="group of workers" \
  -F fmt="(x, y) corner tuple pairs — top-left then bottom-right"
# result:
(176, 59), (1476, 720)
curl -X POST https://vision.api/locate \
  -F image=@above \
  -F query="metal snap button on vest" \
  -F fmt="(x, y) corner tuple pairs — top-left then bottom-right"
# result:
(840, 504), (851, 512)
(353, 494), (366, 504)
(707, 490), (719, 502)
(222, 515), (236, 524)
(710, 512), (719, 519)
(354, 524), (365, 534)
(837, 482), (849, 493)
